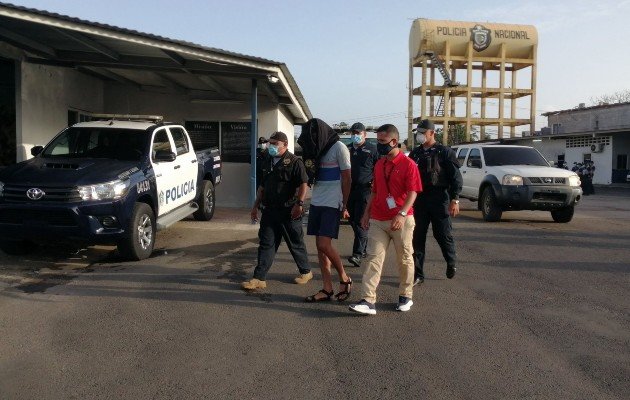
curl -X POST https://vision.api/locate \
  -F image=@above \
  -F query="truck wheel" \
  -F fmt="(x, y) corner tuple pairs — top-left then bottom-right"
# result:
(551, 206), (574, 223)
(118, 203), (155, 260)
(193, 180), (215, 221)
(0, 240), (29, 256)
(481, 186), (502, 222)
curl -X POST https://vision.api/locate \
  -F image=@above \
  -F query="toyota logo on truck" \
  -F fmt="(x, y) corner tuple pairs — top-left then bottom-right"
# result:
(26, 188), (45, 200)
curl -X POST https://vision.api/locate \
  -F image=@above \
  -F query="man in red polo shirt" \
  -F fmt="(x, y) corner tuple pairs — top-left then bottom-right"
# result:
(349, 124), (422, 315)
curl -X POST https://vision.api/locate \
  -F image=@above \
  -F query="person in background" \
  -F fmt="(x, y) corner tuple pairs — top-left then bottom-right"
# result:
(256, 136), (269, 188)
(349, 124), (421, 315)
(241, 131), (313, 290)
(345, 122), (379, 268)
(408, 119), (463, 285)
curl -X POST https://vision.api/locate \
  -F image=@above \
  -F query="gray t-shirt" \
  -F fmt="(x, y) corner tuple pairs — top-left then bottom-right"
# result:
(311, 141), (351, 209)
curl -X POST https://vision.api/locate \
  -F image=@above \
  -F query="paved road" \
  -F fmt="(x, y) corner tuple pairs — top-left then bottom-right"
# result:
(1, 189), (628, 399)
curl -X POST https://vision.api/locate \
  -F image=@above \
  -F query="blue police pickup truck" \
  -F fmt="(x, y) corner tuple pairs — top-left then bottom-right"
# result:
(0, 116), (221, 260)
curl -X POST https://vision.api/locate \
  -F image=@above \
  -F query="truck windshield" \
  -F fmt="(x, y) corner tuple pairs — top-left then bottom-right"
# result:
(482, 147), (549, 166)
(42, 128), (150, 161)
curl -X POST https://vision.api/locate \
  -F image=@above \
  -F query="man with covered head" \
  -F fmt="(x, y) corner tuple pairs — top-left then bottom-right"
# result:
(298, 118), (353, 303)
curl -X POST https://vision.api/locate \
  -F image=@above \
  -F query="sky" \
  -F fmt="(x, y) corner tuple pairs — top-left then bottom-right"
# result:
(7, 0), (630, 136)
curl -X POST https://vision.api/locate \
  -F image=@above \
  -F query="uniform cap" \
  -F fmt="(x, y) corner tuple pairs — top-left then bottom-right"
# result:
(269, 131), (289, 144)
(258, 136), (269, 144)
(413, 119), (435, 133)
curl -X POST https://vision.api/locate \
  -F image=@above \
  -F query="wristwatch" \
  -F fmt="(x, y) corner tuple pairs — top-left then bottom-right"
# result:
(398, 210), (407, 217)
(452, 199), (460, 204)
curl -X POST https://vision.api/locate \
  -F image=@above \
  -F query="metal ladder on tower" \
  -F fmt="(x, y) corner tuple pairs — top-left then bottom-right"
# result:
(435, 96), (445, 117)
(425, 51), (453, 86)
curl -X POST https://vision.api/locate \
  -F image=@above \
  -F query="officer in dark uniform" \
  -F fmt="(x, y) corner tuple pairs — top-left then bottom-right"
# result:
(408, 119), (463, 284)
(256, 136), (269, 187)
(242, 131), (313, 290)
(345, 122), (379, 267)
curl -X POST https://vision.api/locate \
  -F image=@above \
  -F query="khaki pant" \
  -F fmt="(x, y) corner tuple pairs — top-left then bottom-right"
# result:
(360, 217), (416, 303)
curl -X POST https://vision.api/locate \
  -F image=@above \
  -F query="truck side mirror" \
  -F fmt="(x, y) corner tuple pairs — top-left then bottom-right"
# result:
(154, 150), (176, 162)
(31, 146), (44, 156)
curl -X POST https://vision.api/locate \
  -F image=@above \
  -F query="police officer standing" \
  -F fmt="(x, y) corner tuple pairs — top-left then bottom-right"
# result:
(242, 131), (313, 290)
(408, 119), (463, 284)
(256, 136), (269, 188)
(345, 122), (379, 268)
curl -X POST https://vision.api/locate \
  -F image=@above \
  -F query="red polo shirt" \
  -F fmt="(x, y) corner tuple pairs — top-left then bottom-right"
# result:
(370, 151), (422, 221)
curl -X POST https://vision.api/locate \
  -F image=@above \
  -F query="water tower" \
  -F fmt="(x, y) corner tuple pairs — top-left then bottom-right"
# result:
(408, 19), (538, 144)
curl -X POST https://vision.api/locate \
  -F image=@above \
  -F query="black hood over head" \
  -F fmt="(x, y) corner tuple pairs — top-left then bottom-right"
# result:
(297, 118), (339, 160)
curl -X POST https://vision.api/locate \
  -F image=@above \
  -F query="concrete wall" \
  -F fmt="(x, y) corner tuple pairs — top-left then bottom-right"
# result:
(548, 104), (630, 134)
(13, 65), (299, 208)
(17, 62), (104, 160)
(103, 82), (295, 208)
(512, 137), (613, 184)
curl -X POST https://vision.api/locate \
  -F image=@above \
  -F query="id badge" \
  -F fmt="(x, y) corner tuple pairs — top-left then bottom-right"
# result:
(386, 195), (396, 209)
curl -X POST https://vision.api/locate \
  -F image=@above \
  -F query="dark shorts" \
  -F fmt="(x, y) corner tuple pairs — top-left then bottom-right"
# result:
(307, 205), (341, 239)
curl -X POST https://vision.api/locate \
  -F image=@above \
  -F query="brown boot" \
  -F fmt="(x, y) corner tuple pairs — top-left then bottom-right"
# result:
(241, 278), (267, 290)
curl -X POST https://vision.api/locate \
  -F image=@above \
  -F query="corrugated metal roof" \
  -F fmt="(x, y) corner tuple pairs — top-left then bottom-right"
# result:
(0, 1), (312, 120)
(0, 1), (280, 65)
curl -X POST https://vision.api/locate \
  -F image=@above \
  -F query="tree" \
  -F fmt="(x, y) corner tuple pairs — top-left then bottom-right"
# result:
(434, 124), (480, 145)
(590, 89), (630, 105)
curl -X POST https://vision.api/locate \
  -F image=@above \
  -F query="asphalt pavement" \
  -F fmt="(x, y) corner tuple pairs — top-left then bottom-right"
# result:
(0, 189), (628, 399)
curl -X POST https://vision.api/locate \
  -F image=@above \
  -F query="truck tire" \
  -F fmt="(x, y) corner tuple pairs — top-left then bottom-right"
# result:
(118, 203), (155, 260)
(0, 240), (29, 256)
(481, 186), (502, 222)
(193, 180), (215, 221)
(551, 206), (574, 223)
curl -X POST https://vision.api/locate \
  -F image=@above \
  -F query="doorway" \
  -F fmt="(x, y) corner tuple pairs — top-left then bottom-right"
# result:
(0, 58), (16, 166)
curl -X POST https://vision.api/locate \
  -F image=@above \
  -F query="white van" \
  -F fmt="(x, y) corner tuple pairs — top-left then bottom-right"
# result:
(452, 144), (582, 222)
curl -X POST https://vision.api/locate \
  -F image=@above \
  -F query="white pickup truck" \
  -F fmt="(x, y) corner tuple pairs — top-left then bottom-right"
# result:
(452, 144), (582, 222)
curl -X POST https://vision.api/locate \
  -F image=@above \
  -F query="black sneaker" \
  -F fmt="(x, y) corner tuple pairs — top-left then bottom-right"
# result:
(395, 296), (413, 312)
(413, 277), (424, 286)
(446, 265), (456, 279)
(347, 255), (361, 268)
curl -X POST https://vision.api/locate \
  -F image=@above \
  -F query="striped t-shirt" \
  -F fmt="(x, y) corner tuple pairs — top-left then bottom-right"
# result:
(311, 141), (351, 209)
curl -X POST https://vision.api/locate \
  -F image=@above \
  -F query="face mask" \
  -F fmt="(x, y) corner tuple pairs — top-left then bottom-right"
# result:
(351, 134), (363, 144)
(377, 140), (395, 156)
(415, 133), (427, 145)
(267, 144), (279, 157)
(258, 143), (267, 150)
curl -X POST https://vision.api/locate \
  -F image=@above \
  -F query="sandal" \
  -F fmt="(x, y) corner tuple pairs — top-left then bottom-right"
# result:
(305, 289), (334, 303)
(335, 277), (352, 302)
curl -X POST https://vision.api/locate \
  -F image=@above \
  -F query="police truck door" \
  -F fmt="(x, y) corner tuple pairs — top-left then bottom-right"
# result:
(151, 128), (179, 216)
(167, 126), (198, 205)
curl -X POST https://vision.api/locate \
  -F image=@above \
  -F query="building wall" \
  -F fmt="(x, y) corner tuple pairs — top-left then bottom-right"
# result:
(548, 104), (630, 134)
(13, 65), (299, 208)
(103, 82), (294, 208)
(511, 137), (613, 184)
(17, 62), (104, 160)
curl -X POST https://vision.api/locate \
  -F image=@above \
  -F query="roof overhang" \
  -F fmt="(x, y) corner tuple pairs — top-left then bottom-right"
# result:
(0, 2), (312, 122)
(500, 128), (630, 142)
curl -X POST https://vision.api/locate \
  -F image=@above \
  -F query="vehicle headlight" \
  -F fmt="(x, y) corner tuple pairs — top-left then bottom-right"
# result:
(502, 174), (523, 186)
(568, 175), (581, 187)
(0, 181), (4, 197)
(78, 179), (130, 201)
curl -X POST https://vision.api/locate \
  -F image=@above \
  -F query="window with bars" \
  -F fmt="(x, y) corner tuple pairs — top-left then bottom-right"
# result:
(565, 136), (611, 148)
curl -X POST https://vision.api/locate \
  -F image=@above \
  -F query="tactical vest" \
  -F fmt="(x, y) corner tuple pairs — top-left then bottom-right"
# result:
(260, 152), (301, 208)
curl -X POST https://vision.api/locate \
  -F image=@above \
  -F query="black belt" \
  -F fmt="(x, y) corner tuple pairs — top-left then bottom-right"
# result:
(260, 202), (295, 210)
